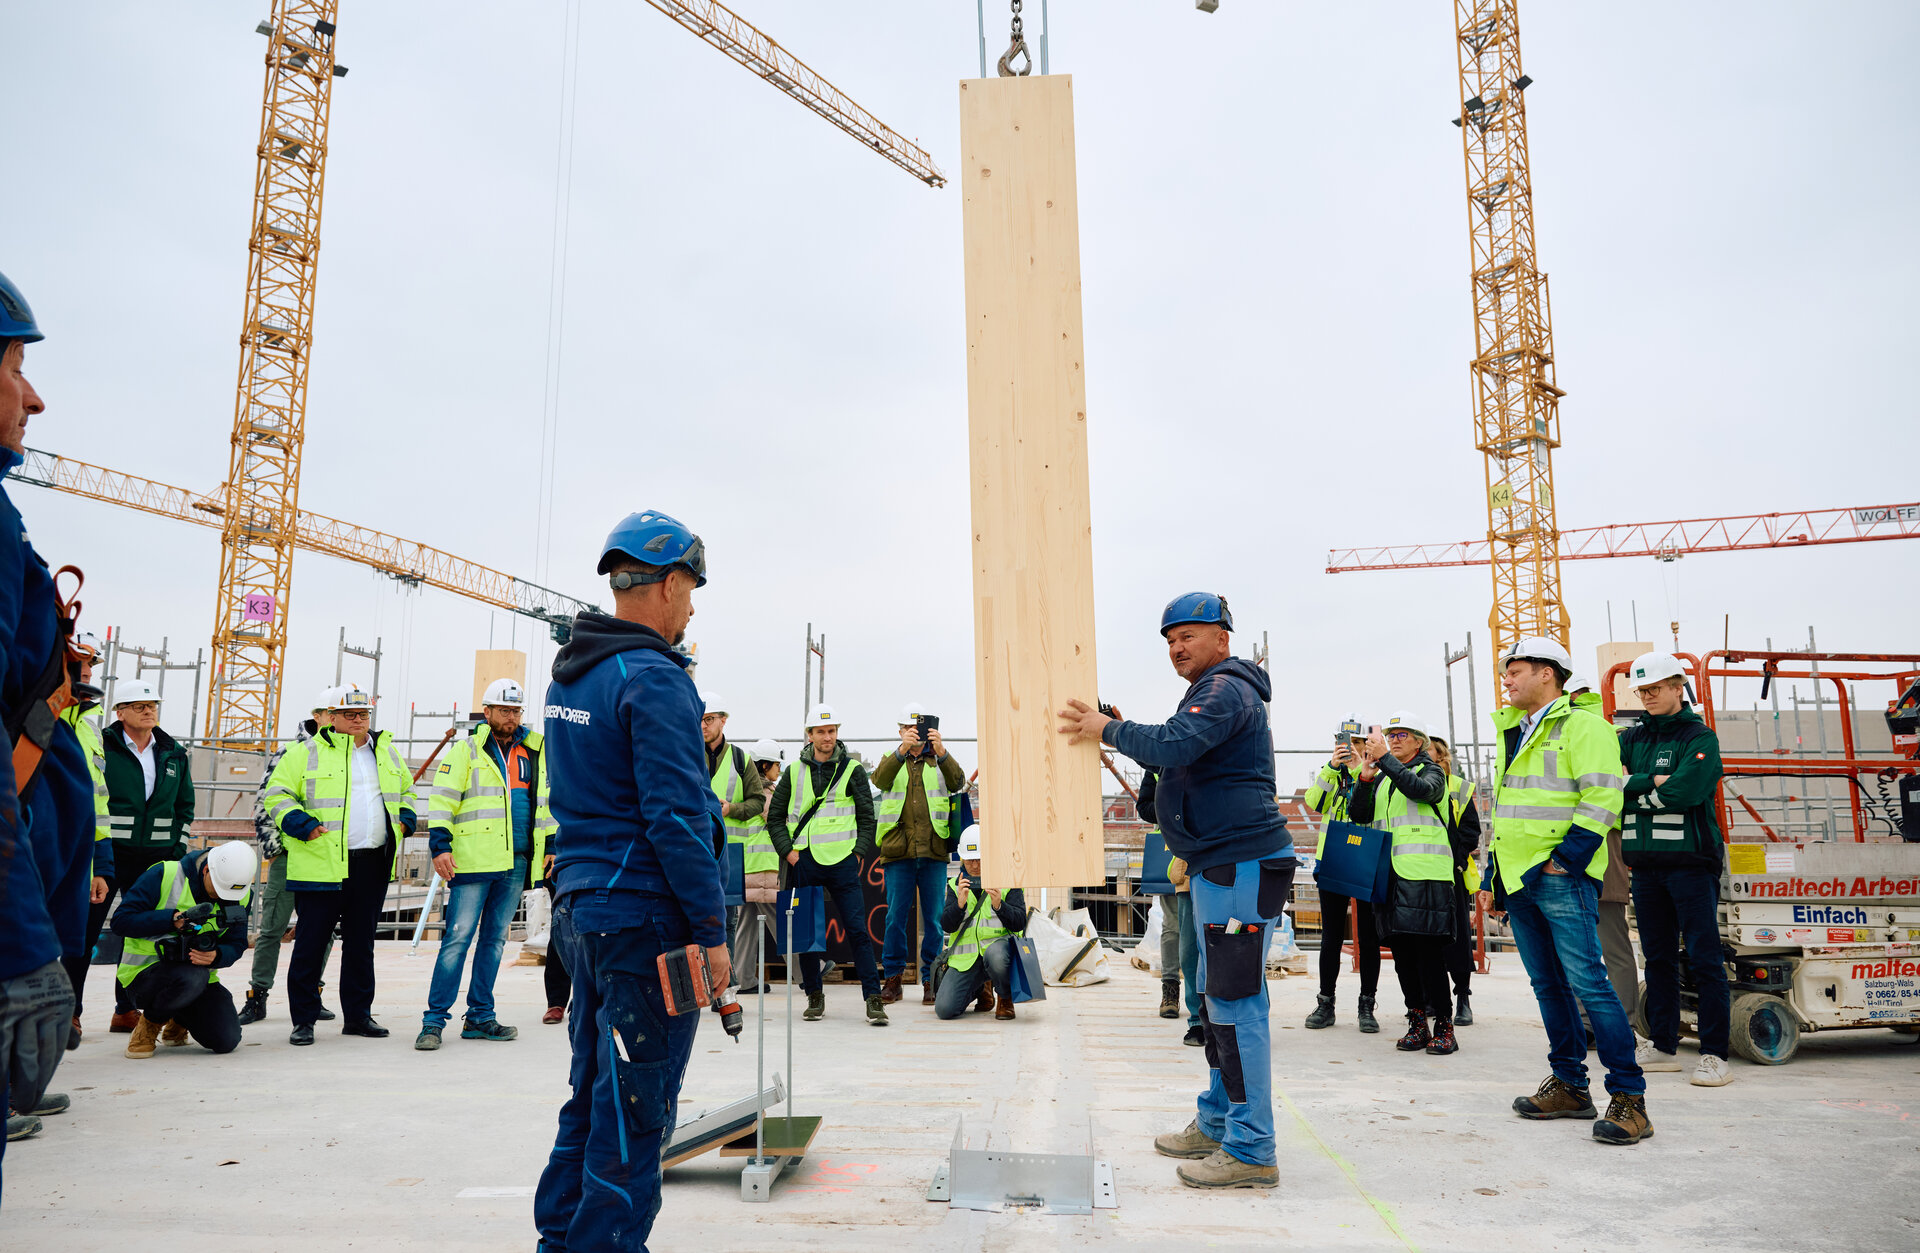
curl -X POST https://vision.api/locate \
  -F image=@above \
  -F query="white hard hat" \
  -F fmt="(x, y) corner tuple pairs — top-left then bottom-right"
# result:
(330, 684), (374, 712)
(1384, 710), (1429, 740)
(113, 679), (161, 708)
(74, 632), (104, 660)
(958, 824), (982, 859)
(749, 739), (784, 765)
(898, 701), (927, 725)
(699, 691), (728, 717)
(1502, 635), (1573, 679)
(482, 678), (525, 708)
(1627, 652), (1688, 690)
(313, 685), (340, 714)
(1566, 673), (1594, 696)
(203, 842), (259, 901)
(804, 703), (840, 730)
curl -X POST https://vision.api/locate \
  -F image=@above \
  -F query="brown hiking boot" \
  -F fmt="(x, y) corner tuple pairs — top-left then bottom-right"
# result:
(995, 1000), (1016, 1021)
(921, 979), (935, 1006)
(1153, 1119), (1221, 1160)
(124, 1015), (162, 1060)
(1176, 1147), (1279, 1190)
(160, 1019), (191, 1047)
(1159, 979), (1180, 1019)
(1513, 1074), (1598, 1120)
(880, 974), (903, 1005)
(1592, 1093), (1653, 1145)
(974, 982), (996, 1014)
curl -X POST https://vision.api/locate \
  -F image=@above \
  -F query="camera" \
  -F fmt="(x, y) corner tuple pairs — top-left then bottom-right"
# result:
(158, 901), (249, 964)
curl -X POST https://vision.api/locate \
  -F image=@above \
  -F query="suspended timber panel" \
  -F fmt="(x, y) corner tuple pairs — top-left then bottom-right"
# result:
(958, 74), (1103, 890)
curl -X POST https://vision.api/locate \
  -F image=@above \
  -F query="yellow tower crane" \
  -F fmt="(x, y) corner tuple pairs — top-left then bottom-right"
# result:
(1452, 0), (1569, 690)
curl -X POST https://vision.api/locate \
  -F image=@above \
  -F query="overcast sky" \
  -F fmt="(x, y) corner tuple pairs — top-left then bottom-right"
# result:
(6, 2), (1916, 791)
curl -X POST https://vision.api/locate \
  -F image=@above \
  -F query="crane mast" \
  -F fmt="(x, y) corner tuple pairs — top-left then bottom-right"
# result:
(207, 0), (343, 749)
(1454, 0), (1568, 690)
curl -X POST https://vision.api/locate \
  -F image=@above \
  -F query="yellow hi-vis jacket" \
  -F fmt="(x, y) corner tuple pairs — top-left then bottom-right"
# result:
(430, 724), (555, 883)
(1303, 761), (1351, 858)
(944, 891), (1017, 972)
(1489, 694), (1624, 895)
(263, 727), (418, 890)
(1448, 775), (1481, 892)
(60, 704), (109, 845)
(711, 742), (775, 875)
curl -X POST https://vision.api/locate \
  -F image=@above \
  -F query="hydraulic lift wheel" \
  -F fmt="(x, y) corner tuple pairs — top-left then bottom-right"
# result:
(1729, 992), (1800, 1065)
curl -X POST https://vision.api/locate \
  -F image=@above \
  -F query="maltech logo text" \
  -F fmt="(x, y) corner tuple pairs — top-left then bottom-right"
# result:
(1736, 876), (1920, 899)
(1851, 958), (1920, 979)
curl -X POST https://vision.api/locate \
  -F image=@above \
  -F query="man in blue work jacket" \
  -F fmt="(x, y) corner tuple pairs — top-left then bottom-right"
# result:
(533, 510), (728, 1253)
(1061, 592), (1294, 1190)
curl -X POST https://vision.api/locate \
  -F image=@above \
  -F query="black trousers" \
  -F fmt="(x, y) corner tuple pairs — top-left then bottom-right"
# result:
(1317, 891), (1380, 998)
(64, 889), (114, 1020)
(544, 881), (572, 1010)
(126, 964), (241, 1054)
(1388, 933), (1454, 1024)
(288, 846), (389, 1027)
(1442, 881), (1474, 996)
(791, 850), (880, 998)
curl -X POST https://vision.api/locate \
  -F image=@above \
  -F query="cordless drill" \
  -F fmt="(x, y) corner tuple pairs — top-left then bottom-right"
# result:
(657, 945), (742, 1041)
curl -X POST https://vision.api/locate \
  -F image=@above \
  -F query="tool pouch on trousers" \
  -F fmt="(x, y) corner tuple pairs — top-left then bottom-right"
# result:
(1203, 924), (1265, 1001)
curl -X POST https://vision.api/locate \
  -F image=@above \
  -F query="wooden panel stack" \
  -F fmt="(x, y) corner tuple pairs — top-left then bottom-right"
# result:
(957, 75), (1104, 890)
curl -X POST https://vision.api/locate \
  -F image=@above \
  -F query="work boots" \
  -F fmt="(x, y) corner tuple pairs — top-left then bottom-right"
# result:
(1153, 1118), (1221, 1159)
(1177, 1148), (1279, 1190)
(996, 998), (1016, 1022)
(974, 982), (996, 1014)
(160, 1020), (190, 1048)
(124, 1015), (162, 1060)
(1425, 1019), (1458, 1056)
(237, 989), (268, 1026)
(108, 1010), (139, 1034)
(1356, 995), (1380, 1034)
(1395, 1011), (1431, 1052)
(880, 974), (903, 1005)
(921, 979), (935, 1006)
(802, 992), (826, 1021)
(1512, 1075), (1598, 1120)
(1304, 993), (1335, 1030)
(1454, 992), (1473, 1026)
(1592, 1093), (1653, 1145)
(1159, 979), (1180, 1019)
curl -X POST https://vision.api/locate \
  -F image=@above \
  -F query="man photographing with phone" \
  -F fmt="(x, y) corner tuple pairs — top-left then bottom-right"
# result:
(873, 702), (965, 1008)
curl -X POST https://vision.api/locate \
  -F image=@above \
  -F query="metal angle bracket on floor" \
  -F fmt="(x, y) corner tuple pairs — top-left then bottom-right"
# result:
(927, 1116), (1118, 1214)
(660, 1075), (785, 1167)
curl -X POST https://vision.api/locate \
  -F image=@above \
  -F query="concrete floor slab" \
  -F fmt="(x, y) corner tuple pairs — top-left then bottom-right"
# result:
(6, 948), (1918, 1251)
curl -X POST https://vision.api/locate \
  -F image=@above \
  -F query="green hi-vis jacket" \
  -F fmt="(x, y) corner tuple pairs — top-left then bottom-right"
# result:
(1617, 708), (1724, 870)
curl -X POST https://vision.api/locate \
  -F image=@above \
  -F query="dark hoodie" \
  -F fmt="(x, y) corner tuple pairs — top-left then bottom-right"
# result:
(543, 612), (727, 948)
(110, 848), (250, 970)
(1103, 657), (1292, 872)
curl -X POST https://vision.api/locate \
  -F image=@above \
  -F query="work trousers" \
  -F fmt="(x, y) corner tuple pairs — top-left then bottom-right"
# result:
(933, 938), (1014, 1019)
(729, 902), (778, 990)
(1192, 857), (1294, 1169)
(1388, 932), (1453, 1023)
(63, 882), (114, 1022)
(1507, 868), (1644, 1095)
(1157, 893), (1181, 981)
(535, 894), (699, 1253)
(423, 856), (526, 1031)
(881, 857), (947, 983)
(544, 882), (572, 1010)
(1443, 881), (1474, 998)
(791, 851), (879, 998)
(249, 853), (336, 995)
(1598, 899), (1638, 1028)
(1632, 865), (1730, 1060)
(125, 964), (241, 1054)
(288, 846), (390, 1028)
(1316, 890), (1380, 1000)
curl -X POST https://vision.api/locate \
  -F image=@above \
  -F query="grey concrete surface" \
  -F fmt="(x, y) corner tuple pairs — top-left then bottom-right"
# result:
(5, 946), (1918, 1251)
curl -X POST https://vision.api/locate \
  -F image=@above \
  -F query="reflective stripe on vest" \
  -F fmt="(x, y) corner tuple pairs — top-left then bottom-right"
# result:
(1306, 763), (1348, 858)
(876, 758), (952, 841)
(1374, 763), (1452, 882)
(262, 730), (416, 888)
(945, 893), (1015, 972)
(429, 727), (554, 879)
(62, 706), (110, 842)
(115, 862), (242, 988)
(1489, 695), (1626, 894)
(713, 744), (776, 873)
(786, 758), (858, 865)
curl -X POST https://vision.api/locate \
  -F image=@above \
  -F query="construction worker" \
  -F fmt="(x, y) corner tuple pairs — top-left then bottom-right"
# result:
(1426, 732), (1482, 1026)
(1302, 714), (1380, 1033)
(109, 841), (257, 1059)
(874, 701), (964, 1007)
(239, 688), (339, 1027)
(1617, 652), (1733, 1087)
(765, 703), (884, 1025)
(417, 677), (555, 1050)
(262, 684), (419, 1046)
(533, 510), (727, 1253)
(1060, 592), (1294, 1190)
(699, 691), (767, 987)
(100, 679), (194, 1032)
(1483, 637), (1646, 1144)
(0, 271), (96, 1165)
(1348, 712), (1465, 1056)
(730, 739), (785, 995)
(934, 826), (1028, 1020)
(57, 633), (112, 1047)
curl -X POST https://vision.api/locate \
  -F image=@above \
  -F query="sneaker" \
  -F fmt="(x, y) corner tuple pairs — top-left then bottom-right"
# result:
(1395, 1011), (1431, 1052)
(1159, 979), (1181, 1019)
(1454, 992), (1473, 1026)
(1304, 993), (1335, 1030)
(462, 1019), (518, 1041)
(237, 990), (268, 1026)
(1691, 1055), (1734, 1087)
(1635, 1039), (1682, 1072)
(1593, 1092), (1653, 1145)
(1513, 1074), (1598, 1120)
(6, 1114), (42, 1142)
(866, 995), (890, 1027)
(1425, 1020), (1458, 1056)
(802, 992), (826, 1021)
(414, 1028), (442, 1051)
(1176, 1147), (1279, 1190)
(1182, 1023), (1205, 1047)
(28, 1092), (69, 1116)
(1153, 1118), (1221, 1159)
(1356, 995), (1379, 1034)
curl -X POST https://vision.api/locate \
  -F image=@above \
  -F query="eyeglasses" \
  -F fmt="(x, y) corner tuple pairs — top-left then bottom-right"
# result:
(334, 709), (371, 720)
(1385, 730), (1414, 742)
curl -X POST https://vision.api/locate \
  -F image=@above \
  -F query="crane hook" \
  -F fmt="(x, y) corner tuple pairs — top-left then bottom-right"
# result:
(997, 0), (1032, 76)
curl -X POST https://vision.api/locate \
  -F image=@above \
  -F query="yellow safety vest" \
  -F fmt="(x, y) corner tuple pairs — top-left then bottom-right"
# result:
(876, 757), (954, 845)
(784, 756), (858, 866)
(262, 727), (417, 888)
(60, 704), (110, 845)
(1489, 695), (1625, 894)
(944, 890), (1016, 972)
(116, 860), (250, 987)
(712, 742), (775, 874)
(1304, 761), (1350, 858)
(1448, 775), (1481, 892)
(1373, 760), (1454, 883)
(430, 725), (555, 878)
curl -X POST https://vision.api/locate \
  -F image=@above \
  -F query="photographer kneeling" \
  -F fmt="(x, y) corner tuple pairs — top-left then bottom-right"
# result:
(109, 842), (258, 1059)
(934, 826), (1028, 1022)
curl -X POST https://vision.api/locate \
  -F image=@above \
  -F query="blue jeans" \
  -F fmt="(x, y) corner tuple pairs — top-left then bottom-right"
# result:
(1632, 864), (1730, 1059)
(422, 855), (525, 1031)
(1507, 868), (1645, 1095)
(881, 858), (947, 982)
(535, 892), (699, 1253)
(1191, 857), (1294, 1168)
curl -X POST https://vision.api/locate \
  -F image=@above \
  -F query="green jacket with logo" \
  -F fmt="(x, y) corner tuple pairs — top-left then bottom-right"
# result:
(1616, 707), (1723, 871)
(102, 723), (195, 849)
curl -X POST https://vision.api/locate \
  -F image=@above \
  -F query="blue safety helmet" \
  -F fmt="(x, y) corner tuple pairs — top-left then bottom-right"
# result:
(1160, 592), (1232, 637)
(597, 509), (708, 588)
(0, 270), (45, 344)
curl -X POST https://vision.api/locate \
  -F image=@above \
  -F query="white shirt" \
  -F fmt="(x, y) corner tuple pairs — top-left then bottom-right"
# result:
(345, 739), (388, 850)
(126, 732), (158, 799)
(1513, 704), (1551, 761)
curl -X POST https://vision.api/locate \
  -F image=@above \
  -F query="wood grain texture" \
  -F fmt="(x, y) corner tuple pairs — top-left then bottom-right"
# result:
(958, 75), (1103, 890)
